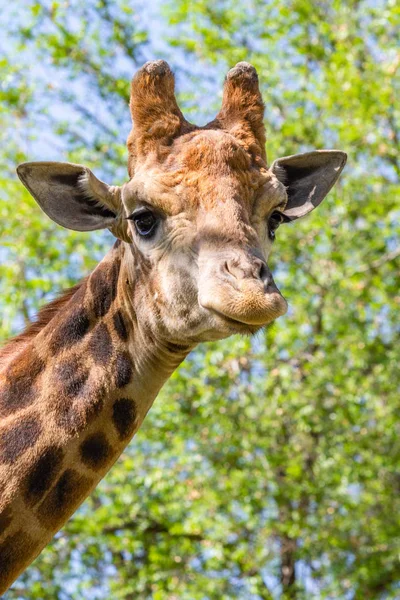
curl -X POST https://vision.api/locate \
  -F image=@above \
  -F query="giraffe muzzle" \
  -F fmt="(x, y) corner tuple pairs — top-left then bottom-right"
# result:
(198, 253), (288, 327)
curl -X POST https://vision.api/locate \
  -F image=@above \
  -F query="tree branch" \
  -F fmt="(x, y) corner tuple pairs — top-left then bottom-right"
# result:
(103, 517), (204, 541)
(349, 247), (400, 275)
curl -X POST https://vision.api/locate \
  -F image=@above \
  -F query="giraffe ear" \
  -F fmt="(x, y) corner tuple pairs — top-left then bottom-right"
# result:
(271, 150), (347, 221)
(17, 162), (121, 232)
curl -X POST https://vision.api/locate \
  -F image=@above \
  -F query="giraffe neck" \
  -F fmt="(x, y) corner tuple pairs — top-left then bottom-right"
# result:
(0, 241), (193, 593)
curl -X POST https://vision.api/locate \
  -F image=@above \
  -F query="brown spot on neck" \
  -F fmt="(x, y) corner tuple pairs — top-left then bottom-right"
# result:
(0, 346), (45, 417)
(0, 530), (36, 585)
(112, 309), (129, 342)
(24, 446), (64, 507)
(88, 323), (113, 365)
(36, 469), (91, 530)
(114, 352), (133, 388)
(112, 398), (138, 440)
(0, 416), (42, 463)
(80, 432), (113, 470)
(50, 304), (90, 354)
(52, 358), (89, 397)
(90, 258), (121, 318)
(54, 379), (105, 436)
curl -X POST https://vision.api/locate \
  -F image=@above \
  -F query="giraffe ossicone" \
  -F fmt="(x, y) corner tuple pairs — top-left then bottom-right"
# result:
(0, 60), (346, 592)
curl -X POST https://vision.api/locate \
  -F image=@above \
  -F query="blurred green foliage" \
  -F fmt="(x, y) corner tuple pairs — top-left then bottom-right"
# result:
(1, 0), (399, 598)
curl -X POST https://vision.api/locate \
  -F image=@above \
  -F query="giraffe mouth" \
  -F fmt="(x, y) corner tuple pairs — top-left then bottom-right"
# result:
(200, 286), (288, 332)
(197, 249), (288, 331)
(203, 306), (265, 334)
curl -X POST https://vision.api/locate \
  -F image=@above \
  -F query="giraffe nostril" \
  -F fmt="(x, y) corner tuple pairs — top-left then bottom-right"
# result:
(224, 256), (271, 284)
(224, 259), (244, 281)
(257, 260), (269, 281)
(252, 258), (278, 291)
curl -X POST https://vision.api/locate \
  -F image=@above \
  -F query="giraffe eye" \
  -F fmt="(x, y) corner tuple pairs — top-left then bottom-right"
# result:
(130, 209), (158, 238)
(268, 211), (283, 240)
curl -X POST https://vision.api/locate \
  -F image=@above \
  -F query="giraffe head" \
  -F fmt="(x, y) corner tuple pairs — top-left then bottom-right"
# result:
(17, 61), (346, 344)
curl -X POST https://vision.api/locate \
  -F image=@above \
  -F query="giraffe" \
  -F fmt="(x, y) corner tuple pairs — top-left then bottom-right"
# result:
(0, 60), (346, 593)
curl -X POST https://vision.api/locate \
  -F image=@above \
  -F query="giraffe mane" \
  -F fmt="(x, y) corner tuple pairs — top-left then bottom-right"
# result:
(0, 278), (88, 361)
